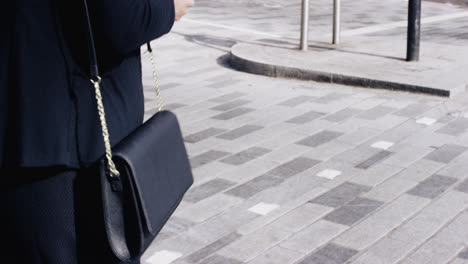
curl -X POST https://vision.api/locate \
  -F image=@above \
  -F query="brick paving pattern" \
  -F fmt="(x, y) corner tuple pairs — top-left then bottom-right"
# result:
(139, 0), (468, 263)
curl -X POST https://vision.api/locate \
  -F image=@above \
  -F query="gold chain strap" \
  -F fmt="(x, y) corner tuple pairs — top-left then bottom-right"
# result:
(149, 49), (164, 111)
(91, 77), (120, 177)
(92, 45), (164, 178)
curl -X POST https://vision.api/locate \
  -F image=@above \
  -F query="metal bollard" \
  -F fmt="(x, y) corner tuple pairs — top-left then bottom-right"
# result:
(407, 0), (421, 61)
(300, 0), (310, 51)
(333, 0), (341, 44)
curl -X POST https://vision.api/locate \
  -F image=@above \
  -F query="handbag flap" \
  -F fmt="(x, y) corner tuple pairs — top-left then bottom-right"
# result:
(113, 110), (193, 235)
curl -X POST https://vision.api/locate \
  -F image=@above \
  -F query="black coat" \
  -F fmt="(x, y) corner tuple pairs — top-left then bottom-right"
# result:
(1, 0), (175, 168)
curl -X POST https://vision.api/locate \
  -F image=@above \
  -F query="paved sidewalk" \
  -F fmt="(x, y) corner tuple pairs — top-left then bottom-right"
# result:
(227, 1), (468, 97)
(230, 37), (468, 97)
(138, 0), (468, 263)
(430, 0), (468, 7)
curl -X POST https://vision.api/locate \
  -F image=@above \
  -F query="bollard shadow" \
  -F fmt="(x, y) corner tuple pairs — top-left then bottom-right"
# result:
(172, 32), (304, 70)
(332, 47), (404, 61)
(173, 31), (404, 68)
(173, 32), (237, 52)
(256, 39), (405, 61)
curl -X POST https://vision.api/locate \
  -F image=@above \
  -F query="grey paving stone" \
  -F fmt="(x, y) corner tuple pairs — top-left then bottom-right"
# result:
(184, 233), (242, 263)
(224, 174), (284, 199)
(159, 82), (181, 89)
(356, 105), (397, 120)
(324, 198), (384, 226)
(335, 127), (381, 146)
(163, 217), (195, 235)
(209, 92), (245, 103)
(218, 226), (290, 262)
(303, 140), (354, 162)
(393, 103), (431, 117)
(149, 231), (173, 242)
(451, 258), (468, 264)
(349, 163), (403, 187)
(182, 204), (259, 244)
(332, 145), (379, 165)
(455, 178), (468, 193)
(334, 194), (430, 251)
(185, 179), (237, 203)
(199, 255), (244, 264)
(435, 114), (456, 124)
(424, 144), (468, 163)
(297, 243), (358, 264)
(217, 125), (263, 140)
(176, 193), (243, 223)
(279, 95), (315, 107)
(401, 211), (468, 264)
(145, 232), (207, 259)
(186, 65), (220, 76)
(396, 159), (444, 182)
(211, 107), (254, 120)
(323, 108), (362, 123)
(190, 150), (231, 169)
(312, 93), (347, 104)
(407, 174), (458, 199)
(185, 128), (227, 143)
(211, 99), (250, 111)
(382, 144), (433, 168)
(436, 119), (468, 136)
(270, 203), (334, 233)
(208, 79), (242, 89)
(362, 175), (419, 202)
(205, 73), (240, 84)
(281, 220), (349, 253)
(220, 147), (271, 165)
(355, 151), (393, 169)
(437, 151), (468, 179)
(296, 130), (344, 148)
(352, 98), (387, 110)
(269, 157), (321, 178)
(372, 119), (424, 143)
(388, 191), (468, 252)
(286, 110), (324, 124)
(248, 246), (304, 264)
(349, 237), (410, 264)
(458, 248), (468, 259)
(310, 182), (371, 208)
(163, 103), (186, 110)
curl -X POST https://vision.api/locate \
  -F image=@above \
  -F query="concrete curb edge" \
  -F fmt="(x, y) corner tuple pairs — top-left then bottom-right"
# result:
(230, 49), (450, 97)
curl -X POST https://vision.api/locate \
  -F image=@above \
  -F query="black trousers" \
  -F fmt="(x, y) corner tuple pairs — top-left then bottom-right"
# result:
(0, 168), (140, 264)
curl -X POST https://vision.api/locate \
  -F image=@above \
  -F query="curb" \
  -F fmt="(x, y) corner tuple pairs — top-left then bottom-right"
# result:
(230, 48), (451, 97)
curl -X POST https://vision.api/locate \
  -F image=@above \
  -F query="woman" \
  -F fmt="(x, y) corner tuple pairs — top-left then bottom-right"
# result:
(0, 0), (193, 263)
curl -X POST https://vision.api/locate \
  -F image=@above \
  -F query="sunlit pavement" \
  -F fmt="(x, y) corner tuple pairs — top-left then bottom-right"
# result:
(139, 1), (468, 263)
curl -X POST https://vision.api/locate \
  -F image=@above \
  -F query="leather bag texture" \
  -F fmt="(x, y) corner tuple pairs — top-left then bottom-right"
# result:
(100, 110), (194, 262)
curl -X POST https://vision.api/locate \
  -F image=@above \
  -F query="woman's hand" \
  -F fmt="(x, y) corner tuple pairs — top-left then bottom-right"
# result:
(174, 0), (194, 21)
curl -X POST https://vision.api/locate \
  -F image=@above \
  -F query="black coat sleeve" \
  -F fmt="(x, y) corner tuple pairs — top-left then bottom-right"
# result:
(90, 0), (175, 55)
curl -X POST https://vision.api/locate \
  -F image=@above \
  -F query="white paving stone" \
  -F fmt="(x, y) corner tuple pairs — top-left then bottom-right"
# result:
(248, 202), (280, 216)
(316, 169), (342, 180)
(371, 141), (394, 150)
(416, 117), (437, 126)
(146, 250), (182, 264)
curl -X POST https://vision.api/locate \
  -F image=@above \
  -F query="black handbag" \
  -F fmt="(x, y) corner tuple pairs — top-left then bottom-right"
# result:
(82, 0), (193, 262)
